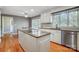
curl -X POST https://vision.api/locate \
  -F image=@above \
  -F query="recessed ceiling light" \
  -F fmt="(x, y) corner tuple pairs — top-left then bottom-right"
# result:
(31, 9), (34, 12)
(25, 15), (28, 17)
(24, 13), (28, 17)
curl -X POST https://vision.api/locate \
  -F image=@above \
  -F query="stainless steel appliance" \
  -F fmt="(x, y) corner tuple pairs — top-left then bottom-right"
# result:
(61, 31), (77, 49)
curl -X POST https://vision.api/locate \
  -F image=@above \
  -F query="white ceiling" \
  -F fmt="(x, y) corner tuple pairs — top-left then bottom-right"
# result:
(0, 6), (55, 17)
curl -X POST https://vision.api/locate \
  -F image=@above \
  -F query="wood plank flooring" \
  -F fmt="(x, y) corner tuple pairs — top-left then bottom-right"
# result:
(0, 35), (23, 52)
(0, 34), (76, 52)
(49, 42), (76, 52)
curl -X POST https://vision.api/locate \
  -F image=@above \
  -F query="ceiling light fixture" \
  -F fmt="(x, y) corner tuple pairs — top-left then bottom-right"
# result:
(24, 13), (28, 17)
(25, 15), (28, 17)
(31, 9), (34, 12)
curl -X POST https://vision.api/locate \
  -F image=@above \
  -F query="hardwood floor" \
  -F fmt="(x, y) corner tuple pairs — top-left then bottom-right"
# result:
(0, 34), (76, 52)
(0, 34), (24, 52)
(49, 42), (76, 52)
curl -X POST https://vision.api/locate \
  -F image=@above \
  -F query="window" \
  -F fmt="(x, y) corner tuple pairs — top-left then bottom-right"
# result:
(69, 10), (78, 27)
(32, 18), (40, 29)
(60, 11), (68, 27)
(77, 9), (79, 27)
(52, 7), (79, 28)
(2, 16), (13, 34)
(52, 14), (60, 28)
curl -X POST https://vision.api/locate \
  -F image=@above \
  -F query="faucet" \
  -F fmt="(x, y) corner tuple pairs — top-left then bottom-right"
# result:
(56, 24), (58, 29)
(56, 24), (60, 29)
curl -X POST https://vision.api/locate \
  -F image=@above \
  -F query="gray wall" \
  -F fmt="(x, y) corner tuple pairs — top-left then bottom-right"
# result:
(0, 10), (1, 37)
(28, 18), (32, 28)
(13, 16), (29, 33)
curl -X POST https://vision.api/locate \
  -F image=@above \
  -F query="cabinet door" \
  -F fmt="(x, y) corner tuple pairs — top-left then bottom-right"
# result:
(26, 35), (37, 52)
(18, 31), (28, 51)
(21, 34), (30, 51)
(41, 13), (51, 23)
(18, 31), (37, 52)
(40, 29), (61, 44)
(51, 30), (61, 44)
(18, 31), (25, 44)
(55, 31), (61, 44)
(77, 33), (79, 50)
(38, 35), (50, 52)
(22, 34), (30, 51)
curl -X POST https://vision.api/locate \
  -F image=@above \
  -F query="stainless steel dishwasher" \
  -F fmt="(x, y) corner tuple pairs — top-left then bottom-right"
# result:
(61, 31), (77, 49)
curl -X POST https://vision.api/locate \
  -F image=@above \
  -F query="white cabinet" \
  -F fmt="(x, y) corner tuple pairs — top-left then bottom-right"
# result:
(40, 13), (52, 23)
(51, 30), (61, 44)
(18, 31), (50, 52)
(18, 31), (28, 51)
(18, 31), (36, 51)
(77, 32), (79, 50)
(26, 34), (37, 52)
(37, 35), (50, 52)
(40, 29), (61, 44)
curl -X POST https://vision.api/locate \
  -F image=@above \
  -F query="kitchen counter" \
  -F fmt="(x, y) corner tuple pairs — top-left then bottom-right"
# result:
(41, 27), (79, 51)
(18, 29), (50, 38)
(42, 27), (79, 32)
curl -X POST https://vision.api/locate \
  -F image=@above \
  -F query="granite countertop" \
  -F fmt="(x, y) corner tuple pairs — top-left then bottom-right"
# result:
(18, 29), (50, 38)
(42, 27), (79, 32)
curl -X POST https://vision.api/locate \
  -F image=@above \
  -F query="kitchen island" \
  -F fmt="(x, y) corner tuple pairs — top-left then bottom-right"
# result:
(18, 29), (51, 52)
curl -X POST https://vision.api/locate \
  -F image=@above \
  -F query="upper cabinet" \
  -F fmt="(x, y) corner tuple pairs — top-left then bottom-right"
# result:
(40, 12), (52, 23)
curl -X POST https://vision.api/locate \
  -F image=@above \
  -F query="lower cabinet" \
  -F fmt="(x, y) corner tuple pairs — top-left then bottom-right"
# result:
(18, 31), (28, 51)
(37, 35), (50, 52)
(51, 30), (61, 44)
(77, 32), (79, 51)
(18, 31), (50, 52)
(40, 29), (61, 44)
